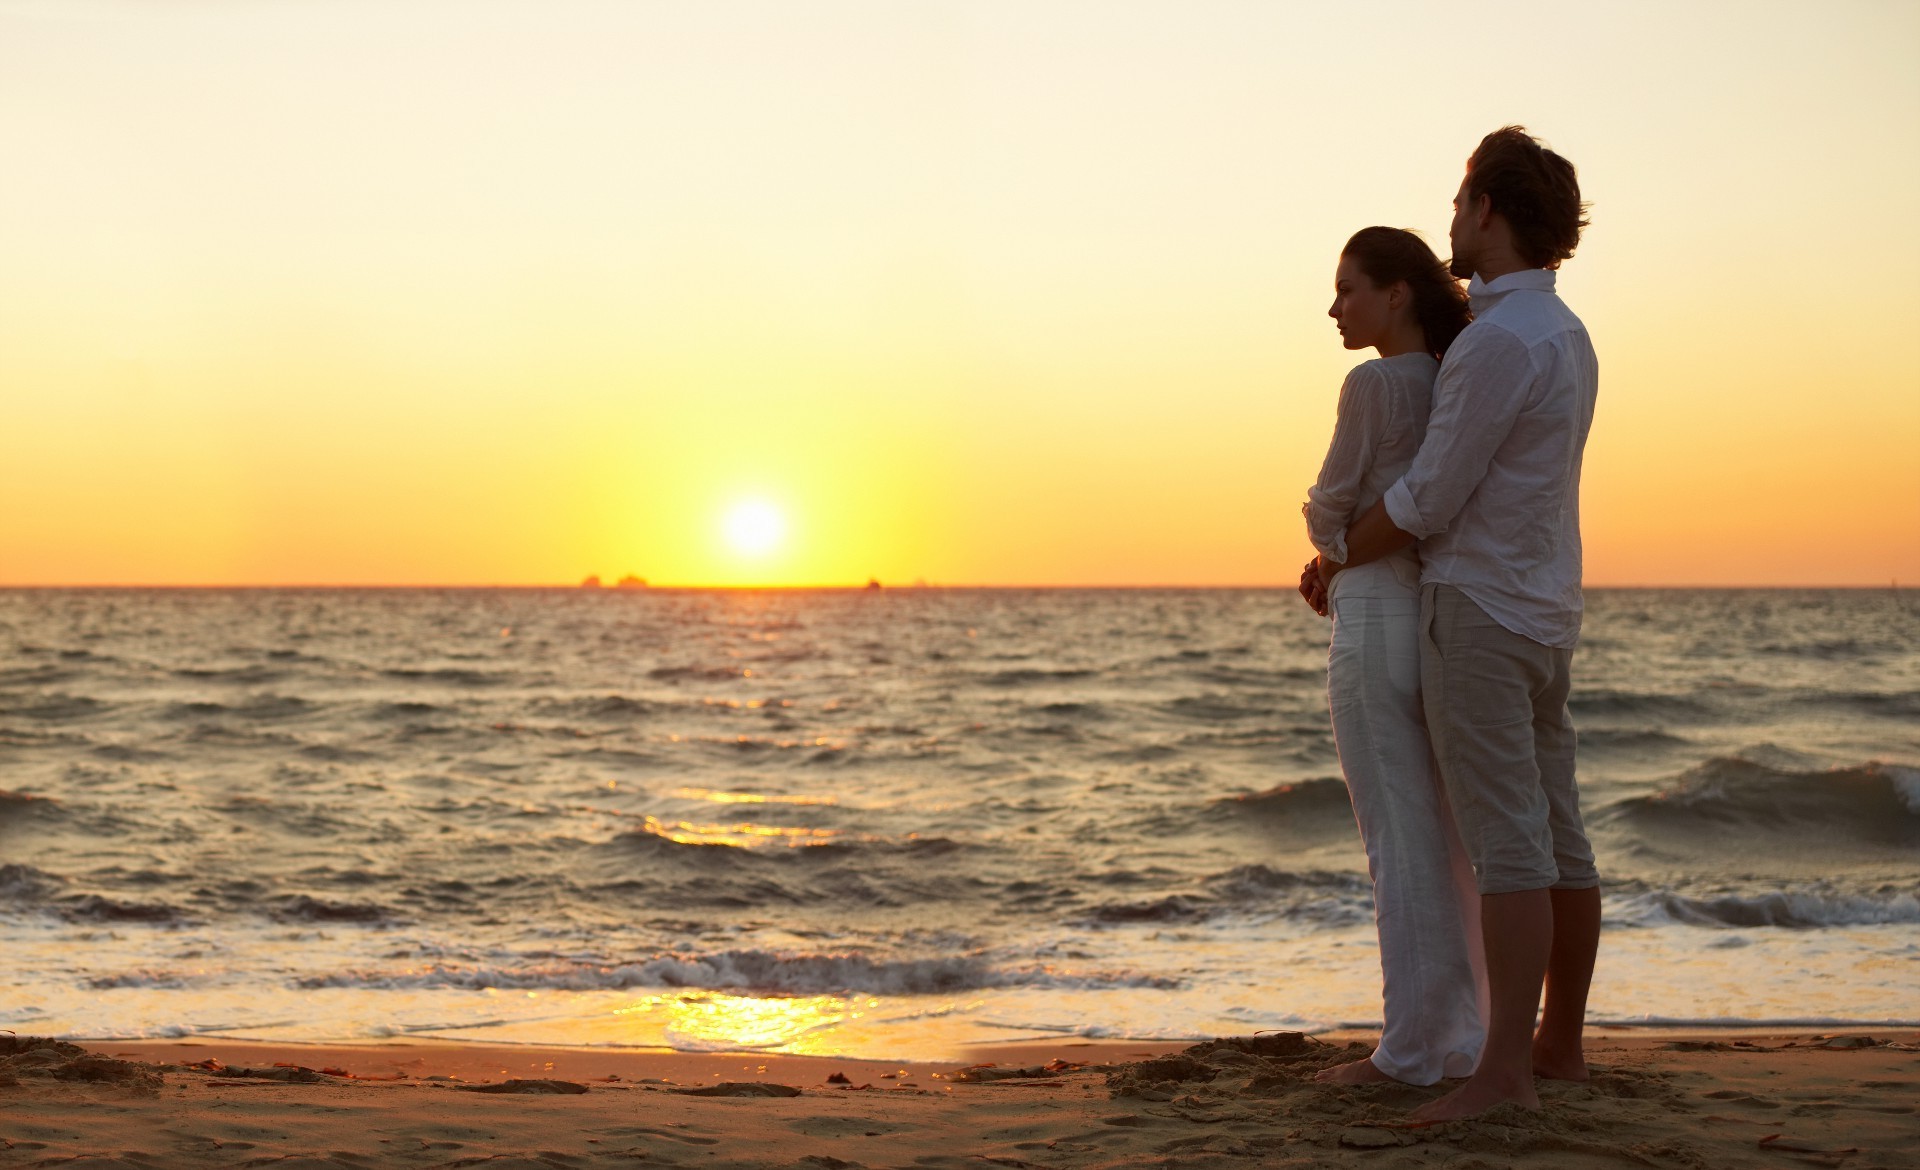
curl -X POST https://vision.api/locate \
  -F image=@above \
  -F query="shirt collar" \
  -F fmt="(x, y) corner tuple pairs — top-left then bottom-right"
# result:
(1467, 268), (1556, 313)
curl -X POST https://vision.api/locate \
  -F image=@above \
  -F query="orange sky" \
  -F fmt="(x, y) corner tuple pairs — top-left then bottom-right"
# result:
(3, 0), (1916, 586)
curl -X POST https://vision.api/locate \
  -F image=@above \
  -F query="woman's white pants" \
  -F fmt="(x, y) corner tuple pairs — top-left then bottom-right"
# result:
(1327, 575), (1487, 1084)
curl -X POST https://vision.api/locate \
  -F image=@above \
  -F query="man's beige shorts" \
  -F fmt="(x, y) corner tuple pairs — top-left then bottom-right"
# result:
(1419, 584), (1599, 896)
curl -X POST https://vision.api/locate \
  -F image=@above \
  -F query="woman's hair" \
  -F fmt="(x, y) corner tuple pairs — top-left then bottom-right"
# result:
(1341, 226), (1472, 359)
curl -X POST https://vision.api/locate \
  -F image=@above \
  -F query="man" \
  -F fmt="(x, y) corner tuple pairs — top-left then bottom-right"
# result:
(1313, 125), (1600, 1120)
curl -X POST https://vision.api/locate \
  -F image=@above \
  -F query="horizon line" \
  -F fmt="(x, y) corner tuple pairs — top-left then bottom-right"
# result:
(1, 581), (1913, 591)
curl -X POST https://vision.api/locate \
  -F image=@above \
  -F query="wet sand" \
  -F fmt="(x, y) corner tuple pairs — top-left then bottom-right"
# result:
(3, 1030), (1916, 1168)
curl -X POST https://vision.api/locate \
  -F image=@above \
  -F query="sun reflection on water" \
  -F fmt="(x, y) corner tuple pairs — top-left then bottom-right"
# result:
(671, 787), (837, 806)
(641, 814), (839, 848)
(614, 992), (854, 1053)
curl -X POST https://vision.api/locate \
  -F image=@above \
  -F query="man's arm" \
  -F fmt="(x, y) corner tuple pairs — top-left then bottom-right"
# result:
(1314, 500), (1414, 587)
(1319, 326), (1534, 589)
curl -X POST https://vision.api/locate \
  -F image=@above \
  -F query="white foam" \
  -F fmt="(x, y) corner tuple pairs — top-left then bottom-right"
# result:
(294, 950), (1183, 996)
(1607, 889), (1920, 929)
(1888, 764), (1920, 814)
(1591, 1014), (1920, 1029)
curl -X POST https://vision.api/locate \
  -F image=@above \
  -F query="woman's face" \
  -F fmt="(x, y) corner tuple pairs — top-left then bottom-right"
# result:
(1328, 255), (1395, 352)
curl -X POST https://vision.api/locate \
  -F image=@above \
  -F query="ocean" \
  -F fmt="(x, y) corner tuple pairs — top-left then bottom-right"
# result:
(1, 587), (1915, 1059)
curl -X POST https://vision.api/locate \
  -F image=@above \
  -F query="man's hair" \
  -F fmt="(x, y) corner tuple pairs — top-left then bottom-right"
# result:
(1464, 126), (1589, 269)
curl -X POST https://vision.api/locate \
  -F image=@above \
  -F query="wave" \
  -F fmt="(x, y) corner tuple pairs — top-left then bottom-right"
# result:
(1033, 701), (1110, 720)
(528, 695), (659, 720)
(57, 894), (191, 924)
(298, 743), (381, 762)
(170, 665), (287, 685)
(181, 726), (303, 747)
(1609, 887), (1920, 929)
(1177, 726), (1328, 753)
(161, 695), (315, 721)
(1115, 778), (1354, 844)
(271, 895), (403, 924)
(647, 665), (747, 682)
(979, 668), (1097, 687)
(1080, 895), (1214, 924)
(368, 700), (454, 721)
(1576, 728), (1691, 752)
(86, 970), (199, 990)
(565, 746), (667, 767)
(0, 694), (108, 721)
(1161, 693), (1271, 722)
(0, 863), (64, 898)
(0, 665), (77, 687)
(1217, 778), (1352, 819)
(1078, 866), (1371, 927)
(1808, 691), (1920, 720)
(1568, 689), (1713, 721)
(294, 949), (1181, 996)
(1595, 758), (1920, 844)
(1205, 864), (1368, 898)
(1757, 638), (1903, 660)
(1184, 665), (1321, 687)
(90, 742), (172, 762)
(0, 790), (64, 824)
(380, 667), (510, 687)
(604, 824), (964, 862)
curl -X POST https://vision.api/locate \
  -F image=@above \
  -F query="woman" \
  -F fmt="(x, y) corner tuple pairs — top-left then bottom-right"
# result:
(1301, 227), (1486, 1086)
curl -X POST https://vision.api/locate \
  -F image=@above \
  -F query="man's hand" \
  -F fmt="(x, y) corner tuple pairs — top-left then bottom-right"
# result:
(1298, 558), (1329, 618)
(1338, 501), (1416, 572)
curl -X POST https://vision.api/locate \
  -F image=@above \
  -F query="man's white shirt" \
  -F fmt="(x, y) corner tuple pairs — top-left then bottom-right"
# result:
(1382, 268), (1597, 650)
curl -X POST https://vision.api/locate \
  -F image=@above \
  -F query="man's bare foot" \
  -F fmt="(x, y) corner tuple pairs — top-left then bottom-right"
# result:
(1531, 1039), (1590, 1081)
(1314, 1055), (1394, 1085)
(1408, 1072), (1540, 1121)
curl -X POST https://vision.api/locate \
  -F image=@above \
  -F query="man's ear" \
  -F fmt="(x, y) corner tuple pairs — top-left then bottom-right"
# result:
(1475, 193), (1497, 231)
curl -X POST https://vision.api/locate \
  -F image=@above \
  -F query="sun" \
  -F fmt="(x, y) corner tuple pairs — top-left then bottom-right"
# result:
(721, 499), (787, 558)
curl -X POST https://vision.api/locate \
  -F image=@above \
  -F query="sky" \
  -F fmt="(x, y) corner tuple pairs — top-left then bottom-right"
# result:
(3, 0), (1917, 587)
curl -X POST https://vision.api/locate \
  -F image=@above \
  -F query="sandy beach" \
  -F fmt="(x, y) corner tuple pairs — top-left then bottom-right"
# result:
(4, 1030), (1916, 1169)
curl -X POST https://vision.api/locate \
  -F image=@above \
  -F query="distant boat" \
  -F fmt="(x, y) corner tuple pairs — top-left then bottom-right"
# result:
(579, 575), (603, 589)
(865, 578), (882, 591)
(615, 574), (649, 590)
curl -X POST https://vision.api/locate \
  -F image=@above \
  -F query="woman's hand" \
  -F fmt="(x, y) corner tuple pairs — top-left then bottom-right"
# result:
(1298, 559), (1329, 618)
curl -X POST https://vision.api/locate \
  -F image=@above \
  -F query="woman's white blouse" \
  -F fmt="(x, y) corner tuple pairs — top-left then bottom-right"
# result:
(1304, 352), (1438, 577)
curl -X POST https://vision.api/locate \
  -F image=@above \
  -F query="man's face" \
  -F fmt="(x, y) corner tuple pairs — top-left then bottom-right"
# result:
(1447, 175), (1478, 280)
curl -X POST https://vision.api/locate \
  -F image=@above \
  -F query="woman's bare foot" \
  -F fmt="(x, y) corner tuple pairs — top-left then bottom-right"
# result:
(1408, 1071), (1540, 1121)
(1530, 1039), (1590, 1081)
(1314, 1055), (1395, 1085)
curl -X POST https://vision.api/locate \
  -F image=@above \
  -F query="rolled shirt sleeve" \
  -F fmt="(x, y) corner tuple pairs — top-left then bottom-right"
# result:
(1383, 325), (1535, 539)
(1304, 364), (1388, 563)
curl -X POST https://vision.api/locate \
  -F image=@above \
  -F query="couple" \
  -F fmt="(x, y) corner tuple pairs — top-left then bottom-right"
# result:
(1299, 126), (1600, 1121)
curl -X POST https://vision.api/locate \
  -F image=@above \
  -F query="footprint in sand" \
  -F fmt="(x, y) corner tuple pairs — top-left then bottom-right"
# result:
(787, 1116), (909, 1139)
(595, 1125), (721, 1147)
(1702, 1089), (1780, 1108)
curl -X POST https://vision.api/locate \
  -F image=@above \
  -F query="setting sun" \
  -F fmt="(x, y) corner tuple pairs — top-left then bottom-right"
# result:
(721, 499), (788, 559)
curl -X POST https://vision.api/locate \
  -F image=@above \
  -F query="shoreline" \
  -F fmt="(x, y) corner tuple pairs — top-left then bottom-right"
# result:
(64, 1018), (1920, 1077)
(5, 1029), (1914, 1168)
(69, 1035), (1202, 1089)
(72, 1019), (1916, 1075)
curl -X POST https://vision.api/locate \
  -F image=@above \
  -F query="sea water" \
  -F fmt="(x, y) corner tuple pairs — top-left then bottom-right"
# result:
(2, 587), (1915, 1058)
